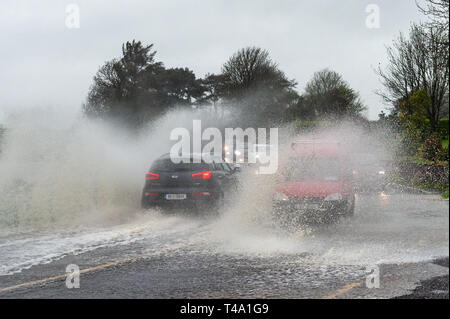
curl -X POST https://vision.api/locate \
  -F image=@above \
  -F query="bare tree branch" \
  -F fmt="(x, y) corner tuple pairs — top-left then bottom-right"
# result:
(376, 23), (449, 131)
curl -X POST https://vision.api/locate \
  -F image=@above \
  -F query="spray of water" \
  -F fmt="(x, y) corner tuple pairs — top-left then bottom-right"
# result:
(0, 108), (447, 275)
(0, 107), (228, 234)
(208, 120), (448, 266)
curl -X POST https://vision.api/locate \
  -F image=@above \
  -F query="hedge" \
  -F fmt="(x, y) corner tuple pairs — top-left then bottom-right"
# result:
(438, 118), (449, 139)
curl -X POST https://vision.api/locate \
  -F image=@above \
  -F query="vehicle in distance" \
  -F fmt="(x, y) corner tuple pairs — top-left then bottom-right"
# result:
(351, 152), (388, 193)
(224, 140), (250, 164)
(141, 153), (239, 212)
(273, 140), (355, 222)
(223, 141), (275, 171)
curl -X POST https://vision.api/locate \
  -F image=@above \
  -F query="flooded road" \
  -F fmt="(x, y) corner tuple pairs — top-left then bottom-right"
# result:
(0, 192), (448, 298)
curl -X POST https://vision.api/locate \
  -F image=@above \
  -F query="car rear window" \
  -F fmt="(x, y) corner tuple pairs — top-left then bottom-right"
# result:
(151, 158), (210, 172)
(284, 156), (341, 181)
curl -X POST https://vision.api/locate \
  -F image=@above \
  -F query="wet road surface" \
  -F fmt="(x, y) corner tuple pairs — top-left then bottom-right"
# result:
(0, 193), (448, 298)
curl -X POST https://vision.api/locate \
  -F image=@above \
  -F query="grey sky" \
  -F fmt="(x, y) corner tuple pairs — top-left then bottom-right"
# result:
(0, 0), (425, 123)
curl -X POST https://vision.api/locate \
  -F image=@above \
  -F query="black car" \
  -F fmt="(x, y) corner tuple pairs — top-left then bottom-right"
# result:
(141, 153), (239, 211)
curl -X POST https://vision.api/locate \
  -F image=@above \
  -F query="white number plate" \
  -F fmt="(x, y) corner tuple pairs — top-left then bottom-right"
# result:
(164, 194), (187, 200)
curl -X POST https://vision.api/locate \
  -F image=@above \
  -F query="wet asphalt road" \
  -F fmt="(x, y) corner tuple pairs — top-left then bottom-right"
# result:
(0, 193), (448, 299)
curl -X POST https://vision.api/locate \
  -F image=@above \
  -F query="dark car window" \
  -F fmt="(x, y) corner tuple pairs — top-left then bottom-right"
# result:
(151, 158), (210, 172)
(284, 156), (341, 182)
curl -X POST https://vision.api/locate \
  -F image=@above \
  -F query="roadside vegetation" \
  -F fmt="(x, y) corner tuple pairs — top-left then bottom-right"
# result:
(83, 43), (366, 130)
(80, 1), (447, 198)
(374, 0), (449, 198)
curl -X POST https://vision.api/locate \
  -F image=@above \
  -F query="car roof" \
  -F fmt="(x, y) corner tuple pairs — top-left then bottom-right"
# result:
(290, 141), (344, 157)
(156, 153), (224, 163)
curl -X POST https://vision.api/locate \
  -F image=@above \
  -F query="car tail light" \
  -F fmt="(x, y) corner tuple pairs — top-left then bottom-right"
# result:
(145, 192), (160, 196)
(192, 171), (212, 179)
(145, 172), (160, 180)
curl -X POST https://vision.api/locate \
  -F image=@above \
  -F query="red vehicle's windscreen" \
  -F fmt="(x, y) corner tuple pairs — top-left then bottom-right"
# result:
(284, 156), (341, 182)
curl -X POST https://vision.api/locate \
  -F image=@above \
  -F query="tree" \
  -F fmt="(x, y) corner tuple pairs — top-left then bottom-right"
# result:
(155, 67), (204, 106)
(220, 47), (298, 126)
(302, 69), (366, 118)
(84, 40), (205, 126)
(196, 73), (226, 116)
(198, 74), (224, 105)
(376, 24), (449, 131)
(417, 0), (449, 37)
(84, 60), (122, 117)
(84, 40), (164, 124)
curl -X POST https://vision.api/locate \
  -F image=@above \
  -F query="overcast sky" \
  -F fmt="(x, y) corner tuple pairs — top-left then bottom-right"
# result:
(0, 0), (426, 123)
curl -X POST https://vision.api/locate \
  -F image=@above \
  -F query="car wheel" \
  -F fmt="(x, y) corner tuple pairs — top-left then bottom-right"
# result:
(213, 192), (225, 215)
(141, 194), (154, 210)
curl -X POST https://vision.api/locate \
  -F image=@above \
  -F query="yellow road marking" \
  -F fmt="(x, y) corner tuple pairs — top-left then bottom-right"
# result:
(2, 260), (362, 297)
(1, 238), (363, 298)
(0, 240), (203, 294)
(322, 282), (361, 299)
(0, 273), (67, 294)
(0, 258), (138, 294)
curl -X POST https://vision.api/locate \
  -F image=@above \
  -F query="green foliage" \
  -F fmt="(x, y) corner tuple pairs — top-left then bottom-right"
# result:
(409, 88), (431, 117)
(197, 73), (226, 107)
(418, 134), (444, 162)
(408, 117), (450, 140)
(395, 113), (424, 156)
(413, 180), (449, 198)
(389, 166), (449, 198)
(291, 120), (324, 133)
(398, 89), (434, 140)
(439, 144), (449, 162)
(442, 139), (449, 148)
(84, 40), (205, 126)
(85, 43), (303, 128)
(376, 23), (449, 133)
(220, 47), (298, 127)
(438, 118), (449, 139)
(394, 91), (448, 157)
(399, 89), (448, 140)
(155, 67), (204, 105)
(301, 69), (366, 120)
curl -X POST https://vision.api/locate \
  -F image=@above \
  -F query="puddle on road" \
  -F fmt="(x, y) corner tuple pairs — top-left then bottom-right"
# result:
(0, 211), (203, 275)
(209, 192), (449, 266)
(0, 192), (448, 276)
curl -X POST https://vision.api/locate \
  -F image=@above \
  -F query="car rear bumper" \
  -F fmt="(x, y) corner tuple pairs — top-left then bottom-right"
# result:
(141, 188), (221, 208)
(272, 198), (348, 214)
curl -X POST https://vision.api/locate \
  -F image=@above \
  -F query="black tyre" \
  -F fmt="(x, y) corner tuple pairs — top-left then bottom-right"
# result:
(141, 194), (154, 209)
(209, 192), (225, 216)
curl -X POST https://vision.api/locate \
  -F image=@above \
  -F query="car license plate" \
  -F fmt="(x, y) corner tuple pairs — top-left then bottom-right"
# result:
(164, 194), (186, 200)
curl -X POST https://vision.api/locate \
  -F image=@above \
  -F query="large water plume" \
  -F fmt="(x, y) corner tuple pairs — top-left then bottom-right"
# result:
(0, 108), (447, 275)
(208, 120), (447, 265)
(0, 107), (227, 234)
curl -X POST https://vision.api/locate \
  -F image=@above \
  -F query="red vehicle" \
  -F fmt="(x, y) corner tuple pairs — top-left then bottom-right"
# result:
(273, 140), (355, 222)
